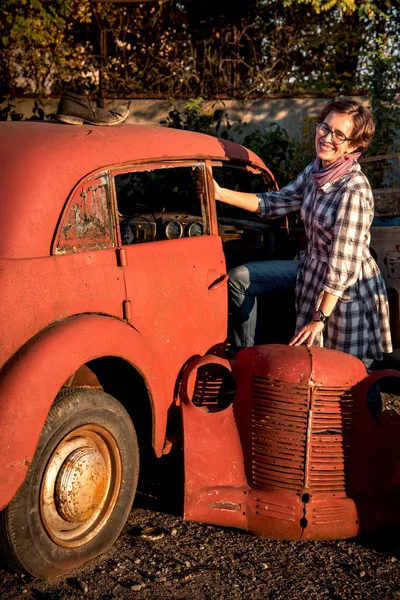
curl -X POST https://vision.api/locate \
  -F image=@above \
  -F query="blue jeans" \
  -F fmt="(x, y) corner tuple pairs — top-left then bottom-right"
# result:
(228, 260), (299, 350)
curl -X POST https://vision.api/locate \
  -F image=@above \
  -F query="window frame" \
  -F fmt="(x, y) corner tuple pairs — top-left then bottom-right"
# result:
(110, 160), (212, 247)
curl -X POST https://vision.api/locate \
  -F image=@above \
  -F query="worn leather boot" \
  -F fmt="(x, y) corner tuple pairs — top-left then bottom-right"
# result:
(57, 92), (129, 126)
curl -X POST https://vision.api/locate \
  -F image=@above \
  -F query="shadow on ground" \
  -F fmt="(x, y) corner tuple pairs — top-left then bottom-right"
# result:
(134, 445), (185, 518)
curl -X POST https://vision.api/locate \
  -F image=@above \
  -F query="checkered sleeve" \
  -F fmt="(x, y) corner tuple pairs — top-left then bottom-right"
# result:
(257, 164), (312, 218)
(322, 187), (373, 297)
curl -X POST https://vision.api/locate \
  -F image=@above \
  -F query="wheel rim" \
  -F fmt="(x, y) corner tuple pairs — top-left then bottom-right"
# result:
(40, 424), (122, 548)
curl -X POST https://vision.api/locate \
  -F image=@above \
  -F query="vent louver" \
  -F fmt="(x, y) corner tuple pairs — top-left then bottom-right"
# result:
(251, 376), (355, 494)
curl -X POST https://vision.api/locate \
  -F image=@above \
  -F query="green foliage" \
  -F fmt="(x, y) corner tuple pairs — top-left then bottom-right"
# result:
(362, 33), (400, 188)
(160, 99), (233, 138)
(0, 0), (95, 98)
(0, 0), (398, 100)
(283, 0), (384, 17)
(239, 124), (296, 186)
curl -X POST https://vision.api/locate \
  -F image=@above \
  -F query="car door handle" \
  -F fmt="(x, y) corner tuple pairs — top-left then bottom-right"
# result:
(208, 273), (229, 291)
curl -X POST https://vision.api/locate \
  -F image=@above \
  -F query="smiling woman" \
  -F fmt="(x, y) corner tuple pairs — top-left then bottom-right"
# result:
(315, 115), (357, 166)
(315, 102), (375, 167)
(213, 100), (393, 369)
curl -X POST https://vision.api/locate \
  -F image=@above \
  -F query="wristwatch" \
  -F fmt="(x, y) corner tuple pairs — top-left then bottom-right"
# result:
(312, 309), (329, 325)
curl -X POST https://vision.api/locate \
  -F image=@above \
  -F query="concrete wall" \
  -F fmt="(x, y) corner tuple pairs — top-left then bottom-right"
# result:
(5, 95), (377, 142)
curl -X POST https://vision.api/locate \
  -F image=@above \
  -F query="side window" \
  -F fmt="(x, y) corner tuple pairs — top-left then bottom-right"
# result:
(114, 164), (208, 245)
(213, 164), (273, 221)
(55, 172), (115, 254)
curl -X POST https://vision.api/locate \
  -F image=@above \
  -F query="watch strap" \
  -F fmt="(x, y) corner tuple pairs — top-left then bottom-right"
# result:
(312, 309), (329, 325)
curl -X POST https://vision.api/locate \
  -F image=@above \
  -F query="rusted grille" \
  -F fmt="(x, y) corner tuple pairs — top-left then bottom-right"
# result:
(251, 376), (309, 492)
(192, 373), (224, 407)
(251, 377), (356, 495)
(191, 365), (235, 411)
(311, 505), (350, 525)
(307, 387), (355, 493)
(254, 498), (296, 522)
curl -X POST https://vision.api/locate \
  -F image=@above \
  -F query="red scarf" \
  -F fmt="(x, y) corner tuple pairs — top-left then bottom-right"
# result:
(311, 152), (361, 189)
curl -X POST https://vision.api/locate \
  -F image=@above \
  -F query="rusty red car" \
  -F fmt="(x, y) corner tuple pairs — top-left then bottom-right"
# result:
(0, 121), (399, 579)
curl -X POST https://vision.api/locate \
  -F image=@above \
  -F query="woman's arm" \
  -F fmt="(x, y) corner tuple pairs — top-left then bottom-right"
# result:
(213, 164), (313, 219)
(322, 189), (372, 297)
(213, 179), (261, 213)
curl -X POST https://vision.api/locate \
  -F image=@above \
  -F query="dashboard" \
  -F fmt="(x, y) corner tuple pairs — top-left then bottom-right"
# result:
(120, 212), (205, 244)
(120, 211), (275, 268)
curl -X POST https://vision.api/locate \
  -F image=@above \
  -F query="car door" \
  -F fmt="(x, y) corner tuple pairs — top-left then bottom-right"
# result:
(111, 160), (228, 398)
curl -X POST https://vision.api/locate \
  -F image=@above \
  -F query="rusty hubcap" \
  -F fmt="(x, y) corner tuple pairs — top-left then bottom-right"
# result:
(40, 425), (122, 548)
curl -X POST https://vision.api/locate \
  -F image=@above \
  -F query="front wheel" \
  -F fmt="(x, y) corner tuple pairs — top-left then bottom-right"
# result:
(0, 388), (139, 579)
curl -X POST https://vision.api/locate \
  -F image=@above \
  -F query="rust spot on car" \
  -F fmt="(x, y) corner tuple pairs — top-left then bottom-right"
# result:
(6, 459), (31, 469)
(210, 501), (242, 511)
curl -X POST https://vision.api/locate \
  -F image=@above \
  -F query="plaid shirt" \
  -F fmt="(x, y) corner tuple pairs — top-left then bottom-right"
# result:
(258, 161), (393, 361)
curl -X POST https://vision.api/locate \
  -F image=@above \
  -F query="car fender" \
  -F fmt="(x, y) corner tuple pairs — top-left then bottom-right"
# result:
(0, 313), (168, 510)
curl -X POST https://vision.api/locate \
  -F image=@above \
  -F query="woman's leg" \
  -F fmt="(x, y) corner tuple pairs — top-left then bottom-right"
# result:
(228, 260), (298, 350)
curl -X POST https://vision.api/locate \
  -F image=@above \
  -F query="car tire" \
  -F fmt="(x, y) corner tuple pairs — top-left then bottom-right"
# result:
(0, 388), (139, 579)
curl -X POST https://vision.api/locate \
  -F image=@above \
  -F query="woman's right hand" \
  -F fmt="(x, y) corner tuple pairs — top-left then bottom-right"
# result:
(289, 320), (325, 347)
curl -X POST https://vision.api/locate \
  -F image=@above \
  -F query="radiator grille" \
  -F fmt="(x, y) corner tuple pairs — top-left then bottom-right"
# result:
(307, 387), (355, 493)
(251, 376), (309, 492)
(251, 376), (356, 494)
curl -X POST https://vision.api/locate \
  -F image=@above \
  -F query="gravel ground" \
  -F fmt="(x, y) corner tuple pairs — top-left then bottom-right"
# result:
(1, 505), (400, 600)
(2, 363), (399, 600)
(2, 443), (400, 600)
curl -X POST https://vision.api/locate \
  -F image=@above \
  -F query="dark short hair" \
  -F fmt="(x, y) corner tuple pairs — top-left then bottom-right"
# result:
(319, 100), (375, 152)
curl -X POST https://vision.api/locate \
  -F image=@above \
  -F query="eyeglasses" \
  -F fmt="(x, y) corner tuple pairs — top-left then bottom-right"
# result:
(315, 122), (352, 145)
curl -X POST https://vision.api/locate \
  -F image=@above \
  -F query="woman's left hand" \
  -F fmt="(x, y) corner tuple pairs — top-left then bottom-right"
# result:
(289, 320), (325, 347)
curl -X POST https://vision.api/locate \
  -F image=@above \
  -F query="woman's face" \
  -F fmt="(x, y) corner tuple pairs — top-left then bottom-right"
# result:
(315, 111), (358, 167)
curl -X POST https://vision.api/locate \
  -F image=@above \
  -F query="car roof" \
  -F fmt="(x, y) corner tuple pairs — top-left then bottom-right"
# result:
(0, 121), (272, 258)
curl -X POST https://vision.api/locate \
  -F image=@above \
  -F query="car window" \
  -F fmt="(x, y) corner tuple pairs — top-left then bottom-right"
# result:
(55, 172), (115, 254)
(113, 164), (208, 245)
(212, 164), (281, 269)
(213, 164), (273, 221)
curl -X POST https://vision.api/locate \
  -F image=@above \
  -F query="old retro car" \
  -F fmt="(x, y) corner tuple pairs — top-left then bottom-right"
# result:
(0, 120), (279, 578)
(0, 121), (399, 579)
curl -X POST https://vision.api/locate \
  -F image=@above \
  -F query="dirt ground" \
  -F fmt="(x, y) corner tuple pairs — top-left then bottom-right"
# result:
(1, 442), (400, 600)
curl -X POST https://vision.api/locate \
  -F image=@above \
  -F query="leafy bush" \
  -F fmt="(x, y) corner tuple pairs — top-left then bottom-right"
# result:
(362, 34), (400, 189)
(160, 98), (233, 138)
